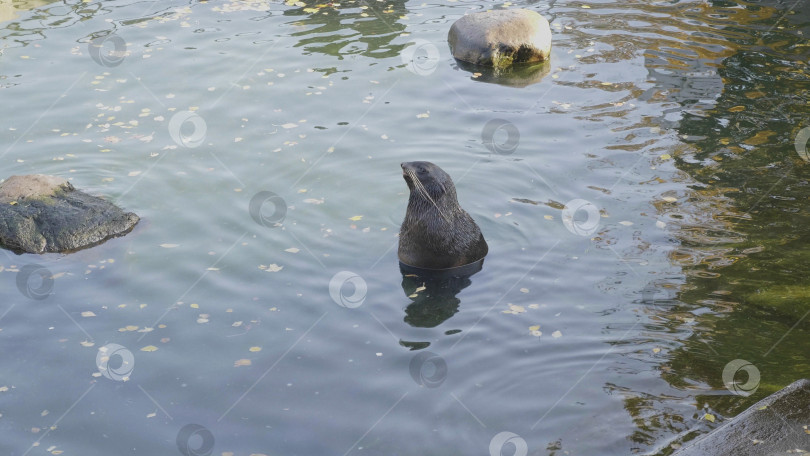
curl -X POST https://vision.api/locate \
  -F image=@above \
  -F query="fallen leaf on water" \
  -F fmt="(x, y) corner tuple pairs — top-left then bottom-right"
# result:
(552, 330), (562, 338)
(285, 247), (300, 253)
(416, 112), (430, 118)
(503, 304), (525, 314)
(349, 215), (363, 221)
(529, 325), (540, 331)
(660, 154), (672, 160)
(140, 345), (158, 352)
(190, 303), (199, 309)
(662, 196), (677, 202)
(146, 412), (156, 418)
(266, 264), (283, 272)
(729, 105), (745, 112)
(234, 359), (252, 367)
(128, 171), (141, 177)
(81, 311), (96, 317)
(280, 123), (298, 129)
(249, 346), (261, 352)
(160, 243), (179, 248)
(80, 340), (95, 347)
(703, 413), (715, 422)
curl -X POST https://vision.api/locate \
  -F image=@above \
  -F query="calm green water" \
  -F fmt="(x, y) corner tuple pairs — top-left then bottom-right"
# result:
(1, 0), (809, 455)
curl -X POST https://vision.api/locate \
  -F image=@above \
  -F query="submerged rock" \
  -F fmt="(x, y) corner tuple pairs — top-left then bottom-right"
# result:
(673, 379), (810, 455)
(448, 9), (551, 68)
(455, 58), (550, 88)
(0, 175), (139, 254)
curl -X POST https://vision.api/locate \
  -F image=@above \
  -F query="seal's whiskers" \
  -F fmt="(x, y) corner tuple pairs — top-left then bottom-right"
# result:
(407, 168), (452, 223)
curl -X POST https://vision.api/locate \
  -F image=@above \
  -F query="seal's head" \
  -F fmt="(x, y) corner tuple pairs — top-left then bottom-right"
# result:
(398, 161), (488, 269)
(401, 161), (457, 203)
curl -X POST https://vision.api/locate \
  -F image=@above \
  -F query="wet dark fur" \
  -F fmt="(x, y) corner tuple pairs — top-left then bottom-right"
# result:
(398, 161), (488, 269)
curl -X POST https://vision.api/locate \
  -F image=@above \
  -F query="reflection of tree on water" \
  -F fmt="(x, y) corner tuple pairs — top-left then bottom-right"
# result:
(610, 0), (810, 451)
(282, 0), (409, 60)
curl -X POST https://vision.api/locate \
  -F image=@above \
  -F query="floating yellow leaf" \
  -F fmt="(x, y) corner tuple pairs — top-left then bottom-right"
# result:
(81, 311), (96, 317)
(234, 359), (252, 367)
(146, 412), (156, 418)
(303, 7), (319, 12)
(348, 215), (363, 221)
(509, 304), (525, 313)
(266, 264), (283, 272)
(529, 325), (540, 331)
(80, 340), (95, 347)
(249, 346), (261, 352)
(703, 413), (715, 422)
(140, 345), (158, 352)
(744, 130), (776, 146)
(285, 247), (300, 253)
(190, 303), (199, 309)
(660, 154), (672, 160)
(728, 105), (745, 112)
(160, 243), (179, 248)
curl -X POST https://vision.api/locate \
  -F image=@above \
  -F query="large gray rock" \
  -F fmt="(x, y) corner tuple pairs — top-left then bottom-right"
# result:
(674, 379), (810, 456)
(0, 175), (139, 254)
(448, 9), (551, 68)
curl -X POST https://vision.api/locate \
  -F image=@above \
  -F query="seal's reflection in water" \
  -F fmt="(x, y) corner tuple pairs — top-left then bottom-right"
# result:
(399, 259), (485, 329)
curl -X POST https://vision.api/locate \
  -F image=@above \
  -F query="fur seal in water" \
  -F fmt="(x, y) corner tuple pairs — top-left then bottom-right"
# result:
(398, 161), (488, 269)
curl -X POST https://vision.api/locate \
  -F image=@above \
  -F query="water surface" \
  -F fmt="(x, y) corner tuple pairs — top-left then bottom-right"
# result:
(1, 0), (809, 455)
